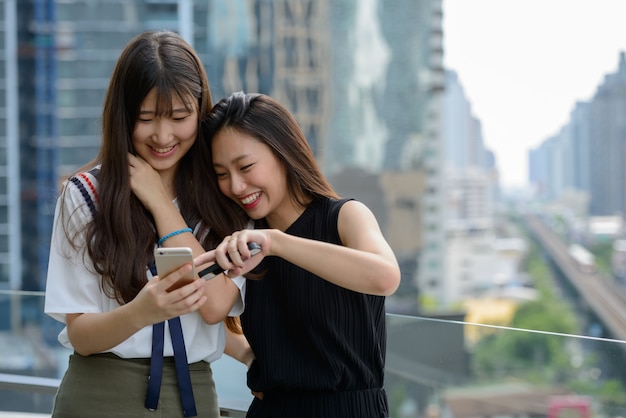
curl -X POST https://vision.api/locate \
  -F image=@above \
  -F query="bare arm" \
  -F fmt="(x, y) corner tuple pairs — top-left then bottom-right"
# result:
(145, 199), (242, 323)
(66, 264), (207, 355)
(224, 328), (255, 369)
(128, 154), (242, 324)
(214, 201), (401, 296)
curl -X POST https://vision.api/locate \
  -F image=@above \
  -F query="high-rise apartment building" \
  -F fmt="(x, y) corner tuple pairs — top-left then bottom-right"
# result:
(412, 0), (446, 308)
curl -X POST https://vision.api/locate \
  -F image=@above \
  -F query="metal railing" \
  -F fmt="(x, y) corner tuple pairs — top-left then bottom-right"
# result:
(0, 373), (247, 418)
(2, 290), (626, 416)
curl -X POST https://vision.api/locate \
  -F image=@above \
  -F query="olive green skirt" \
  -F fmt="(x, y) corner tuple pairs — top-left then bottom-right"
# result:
(51, 352), (219, 418)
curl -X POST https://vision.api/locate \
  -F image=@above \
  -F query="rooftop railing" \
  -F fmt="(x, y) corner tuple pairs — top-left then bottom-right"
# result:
(2, 290), (626, 417)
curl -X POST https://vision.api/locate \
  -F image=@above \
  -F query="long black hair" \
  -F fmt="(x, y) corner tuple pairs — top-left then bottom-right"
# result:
(203, 91), (339, 234)
(64, 30), (216, 303)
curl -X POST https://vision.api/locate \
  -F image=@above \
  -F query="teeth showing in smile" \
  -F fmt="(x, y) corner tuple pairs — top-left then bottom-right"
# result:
(152, 145), (175, 153)
(241, 192), (260, 205)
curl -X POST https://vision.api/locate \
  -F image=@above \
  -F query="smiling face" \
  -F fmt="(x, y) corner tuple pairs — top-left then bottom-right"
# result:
(132, 88), (198, 180)
(211, 127), (299, 230)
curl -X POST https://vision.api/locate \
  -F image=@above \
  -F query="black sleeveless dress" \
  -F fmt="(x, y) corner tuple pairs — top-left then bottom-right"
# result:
(241, 198), (389, 418)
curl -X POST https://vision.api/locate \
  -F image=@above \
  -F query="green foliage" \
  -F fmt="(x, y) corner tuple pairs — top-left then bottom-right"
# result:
(471, 314), (573, 382)
(472, 228), (577, 382)
(525, 256), (556, 299)
(589, 240), (613, 276)
(569, 379), (626, 415)
(511, 300), (576, 334)
(471, 214), (626, 414)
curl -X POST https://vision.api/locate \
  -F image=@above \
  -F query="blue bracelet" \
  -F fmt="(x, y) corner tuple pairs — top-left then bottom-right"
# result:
(158, 227), (192, 246)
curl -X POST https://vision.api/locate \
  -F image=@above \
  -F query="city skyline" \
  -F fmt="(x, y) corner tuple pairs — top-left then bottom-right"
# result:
(443, 0), (626, 189)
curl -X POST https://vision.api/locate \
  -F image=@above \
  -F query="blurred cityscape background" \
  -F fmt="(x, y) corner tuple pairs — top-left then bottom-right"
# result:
(1, 0), (626, 417)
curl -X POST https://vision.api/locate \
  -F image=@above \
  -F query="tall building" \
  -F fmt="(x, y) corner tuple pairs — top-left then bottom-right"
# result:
(207, 0), (446, 310)
(528, 141), (550, 199)
(436, 68), (500, 308)
(410, 0), (446, 308)
(325, 0), (389, 174)
(323, 0), (441, 175)
(0, 0), (21, 294)
(569, 101), (590, 193)
(205, 0), (332, 160)
(24, 1), (206, 293)
(446, 169), (494, 230)
(529, 52), (626, 217)
(588, 52), (626, 216)
(4, 0), (214, 341)
(323, 0), (445, 310)
(3, 1), (446, 319)
(443, 70), (492, 173)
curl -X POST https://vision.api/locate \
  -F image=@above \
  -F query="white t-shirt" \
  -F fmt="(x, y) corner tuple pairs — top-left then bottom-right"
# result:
(44, 170), (245, 363)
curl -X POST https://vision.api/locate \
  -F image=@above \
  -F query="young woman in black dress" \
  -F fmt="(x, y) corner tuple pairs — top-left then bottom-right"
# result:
(197, 92), (401, 418)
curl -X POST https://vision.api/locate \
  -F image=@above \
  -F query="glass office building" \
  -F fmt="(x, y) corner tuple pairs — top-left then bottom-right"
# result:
(2, 0), (442, 317)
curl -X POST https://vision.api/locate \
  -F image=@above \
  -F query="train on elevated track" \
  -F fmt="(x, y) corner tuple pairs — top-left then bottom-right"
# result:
(568, 243), (596, 273)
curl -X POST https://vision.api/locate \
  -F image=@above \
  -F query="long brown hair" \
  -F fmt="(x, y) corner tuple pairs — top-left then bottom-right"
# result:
(203, 91), (340, 231)
(61, 31), (244, 332)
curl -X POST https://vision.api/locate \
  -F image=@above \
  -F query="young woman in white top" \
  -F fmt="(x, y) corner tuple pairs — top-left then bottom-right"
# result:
(44, 31), (252, 418)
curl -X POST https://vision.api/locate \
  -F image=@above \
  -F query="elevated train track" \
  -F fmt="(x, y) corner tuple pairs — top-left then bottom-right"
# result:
(525, 215), (626, 343)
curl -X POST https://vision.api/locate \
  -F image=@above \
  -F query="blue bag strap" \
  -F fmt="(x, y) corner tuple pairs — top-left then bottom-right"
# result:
(145, 320), (165, 411)
(146, 262), (197, 416)
(169, 316), (197, 416)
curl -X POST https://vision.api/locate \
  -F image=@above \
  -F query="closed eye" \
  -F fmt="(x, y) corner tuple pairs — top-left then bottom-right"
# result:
(173, 114), (191, 121)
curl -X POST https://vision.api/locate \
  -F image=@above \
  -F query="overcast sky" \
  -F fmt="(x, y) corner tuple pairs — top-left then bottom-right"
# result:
(442, 0), (626, 189)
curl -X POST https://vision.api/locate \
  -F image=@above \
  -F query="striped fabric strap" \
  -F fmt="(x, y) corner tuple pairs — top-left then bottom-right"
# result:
(146, 262), (197, 416)
(68, 168), (100, 217)
(69, 178), (97, 218)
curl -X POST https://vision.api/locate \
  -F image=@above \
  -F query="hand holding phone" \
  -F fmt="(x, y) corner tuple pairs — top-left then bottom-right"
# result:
(154, 247), (196, 291)
(198, 242), (262, 280)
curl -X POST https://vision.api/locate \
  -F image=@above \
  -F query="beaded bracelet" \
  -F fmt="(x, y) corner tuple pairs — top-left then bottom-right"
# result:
(158, 227), (192, 246)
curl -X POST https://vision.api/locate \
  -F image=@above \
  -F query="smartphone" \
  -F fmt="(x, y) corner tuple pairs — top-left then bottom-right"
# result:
(154, 247), (196, 291)
(198, 242), (262, 280)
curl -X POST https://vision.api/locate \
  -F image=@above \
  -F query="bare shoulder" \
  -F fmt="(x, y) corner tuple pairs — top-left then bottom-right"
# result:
(337, 199), (383, 242)
(338, 199), (377, 222)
